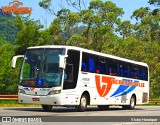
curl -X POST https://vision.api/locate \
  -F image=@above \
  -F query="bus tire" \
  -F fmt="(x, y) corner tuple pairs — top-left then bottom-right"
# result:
(129, 95), (136, 110)
(42, 105), (53, 112)
(77, 94), (88, 112)
(98, 105), (109, 110)
(122, 95), (136, 110)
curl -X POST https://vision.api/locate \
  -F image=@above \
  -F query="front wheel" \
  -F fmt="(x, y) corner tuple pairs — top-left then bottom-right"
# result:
(42, 105), (53, 112)
(77, 94), (88, 112)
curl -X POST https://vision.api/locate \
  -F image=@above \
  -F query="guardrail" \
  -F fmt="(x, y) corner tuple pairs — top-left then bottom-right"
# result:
(0, 95), (18, 100)
(0, 95), (160, 105)
(149, 99), (160, 106)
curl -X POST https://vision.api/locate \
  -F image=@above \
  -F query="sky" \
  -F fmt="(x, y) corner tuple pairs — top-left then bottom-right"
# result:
(0, 0), (157, 29)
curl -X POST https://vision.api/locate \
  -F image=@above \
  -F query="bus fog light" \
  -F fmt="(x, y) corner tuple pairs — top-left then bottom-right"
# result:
(18, 89), (26, 94)
(48, 90), (61, 95)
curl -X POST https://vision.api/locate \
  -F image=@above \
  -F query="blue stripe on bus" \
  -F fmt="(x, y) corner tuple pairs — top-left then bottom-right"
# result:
(111, 79), (139, 97)
(110, 85), (129, 97)
(115, 86), (136, 97)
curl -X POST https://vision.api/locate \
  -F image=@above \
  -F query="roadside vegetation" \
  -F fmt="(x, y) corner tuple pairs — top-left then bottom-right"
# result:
(0, 100), (40, 107)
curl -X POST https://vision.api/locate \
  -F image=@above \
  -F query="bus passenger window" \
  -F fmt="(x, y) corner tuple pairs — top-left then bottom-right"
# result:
(109, 68), (116, 75)
(143, 73), (146, 80)
(131, 72), (134, 78)
(124, 70), (129, 77)
(89, 58), (95, 72)
(82, 63), (87, 71)
(134, 73), (138, 79)
(121, 70), (124, 76)
(96, 66), (100, 73)
(109, 68), (112, 75)
(139, 73), (143, 79)
(113, 69), (117, 76)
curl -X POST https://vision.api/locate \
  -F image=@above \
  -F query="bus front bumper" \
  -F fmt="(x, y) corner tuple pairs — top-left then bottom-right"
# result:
(18, 93), (79, 106)
(18, 93), (65, 105)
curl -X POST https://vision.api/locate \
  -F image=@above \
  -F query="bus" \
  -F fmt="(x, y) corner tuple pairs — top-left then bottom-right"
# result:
(12, 45), (149, 112)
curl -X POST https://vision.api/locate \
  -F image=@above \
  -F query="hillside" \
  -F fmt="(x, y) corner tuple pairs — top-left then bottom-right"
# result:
(0, 14), (18, 43)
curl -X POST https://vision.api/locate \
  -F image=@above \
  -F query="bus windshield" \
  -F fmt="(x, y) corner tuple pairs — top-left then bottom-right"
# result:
(20, 48), (65, 88)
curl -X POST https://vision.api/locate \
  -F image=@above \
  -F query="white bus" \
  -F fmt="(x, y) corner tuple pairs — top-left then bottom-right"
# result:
(12, 45), (149, 112)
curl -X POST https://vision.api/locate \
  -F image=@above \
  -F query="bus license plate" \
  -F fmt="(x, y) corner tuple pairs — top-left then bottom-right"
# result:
(32, 98), (40, 101)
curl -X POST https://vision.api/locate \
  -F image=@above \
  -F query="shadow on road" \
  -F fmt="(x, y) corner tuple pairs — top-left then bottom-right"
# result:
(3, 106), (144, 113)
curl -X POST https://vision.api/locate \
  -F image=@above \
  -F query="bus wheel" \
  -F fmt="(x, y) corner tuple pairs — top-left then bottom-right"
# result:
(42, 105), (53, 112)
(77, 94), (87, 112)
(122, 96), (136, 110)
(129, 96), (136, 110)
(98, 105), (109, 110)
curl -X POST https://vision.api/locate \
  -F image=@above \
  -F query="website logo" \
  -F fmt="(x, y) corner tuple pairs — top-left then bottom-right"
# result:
(1, 0), (32, 15)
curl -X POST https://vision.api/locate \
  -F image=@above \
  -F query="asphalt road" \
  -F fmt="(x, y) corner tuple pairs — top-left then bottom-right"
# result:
(0, 106), (160, 125)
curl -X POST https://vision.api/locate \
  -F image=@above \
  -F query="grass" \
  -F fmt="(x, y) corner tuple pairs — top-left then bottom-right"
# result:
(0, 100), (40, 107)
(0, 100), (159, 107)
(142, 102), (160, 106)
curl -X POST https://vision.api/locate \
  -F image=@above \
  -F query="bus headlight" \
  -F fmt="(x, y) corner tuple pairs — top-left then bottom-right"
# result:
(48, 90), (61, 95)
(18, 89), (26, 94)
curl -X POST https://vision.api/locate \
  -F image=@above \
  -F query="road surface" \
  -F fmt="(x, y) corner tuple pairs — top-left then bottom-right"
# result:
(0, 106), (160, 125)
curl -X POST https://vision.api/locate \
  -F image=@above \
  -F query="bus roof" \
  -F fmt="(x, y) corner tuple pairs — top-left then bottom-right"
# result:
(27, 45), (148, 67)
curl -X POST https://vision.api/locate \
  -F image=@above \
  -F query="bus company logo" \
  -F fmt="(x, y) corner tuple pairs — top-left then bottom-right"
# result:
(0, 0), (32, 15)
(95, 75), (112, 97)
(95, 75), (145, 97)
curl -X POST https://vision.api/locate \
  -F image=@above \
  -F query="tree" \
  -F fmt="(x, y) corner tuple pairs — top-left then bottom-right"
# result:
(39, 0), (87, 14)
(79, 0), (124, 51)
(116, 20), (134, 39)
(0, 14), (18, 43)
(131, 7), (160, 43)
(0, 41), (18, 94)
(14, 15), (45, 54)
(148, 0), (160, 7)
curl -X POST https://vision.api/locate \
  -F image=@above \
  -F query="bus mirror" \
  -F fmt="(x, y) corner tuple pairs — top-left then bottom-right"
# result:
(12, 55), (24, 69)
(59, 55), (68, 69)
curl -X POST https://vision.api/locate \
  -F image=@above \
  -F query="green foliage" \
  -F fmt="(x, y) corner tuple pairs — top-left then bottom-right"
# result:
(116, 21), (133, 39)
(148, 0), (160, 7)
(132, 7), (160, 43)
(39, 0), (51, 10)
(66, 34), (86, 47)
(0, 41), (18, 94)
(0, 14), (18, 43)
(14, 15), (46, 54)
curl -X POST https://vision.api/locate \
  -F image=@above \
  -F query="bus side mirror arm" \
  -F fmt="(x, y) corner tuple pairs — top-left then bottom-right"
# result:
(59, 55), (68, 69)
(12, 55), (24, 69)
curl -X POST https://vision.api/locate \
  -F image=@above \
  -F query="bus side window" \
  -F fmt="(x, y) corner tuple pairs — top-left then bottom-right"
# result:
(109, 68), (116, 75)
(89, 58), (95, 72)
(139, 67), (147, 80)
(124, 67), (129, 77)
(82, 63), (87, 71)
(98, 56), (106, 74)
(131, 65), (138, 79)
(119, 64), (125, 77)
(106, 63), (109, 75)
(96, 66), (100, 73)
(143, 73), (146, 80)
(117, 64), (120, 76)
(131, 72), (134, 78)
(108, 59), (117, 76)
(121, 69), (124, 76)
